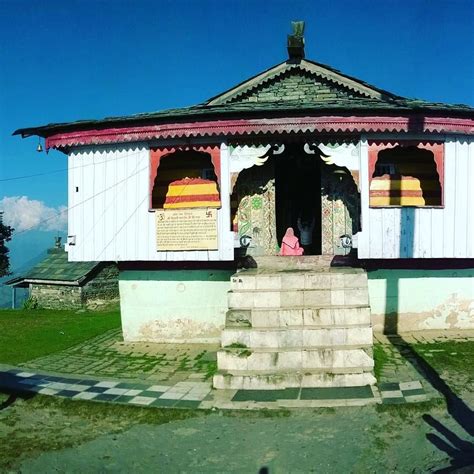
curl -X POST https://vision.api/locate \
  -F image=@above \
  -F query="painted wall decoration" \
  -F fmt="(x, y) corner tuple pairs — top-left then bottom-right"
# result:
(314, 142), (361, 255)
(229, 144), (271, 189)
(310, 142), (361, 190)
(233, 159), (278, 255)
(321, 166), (357, 255)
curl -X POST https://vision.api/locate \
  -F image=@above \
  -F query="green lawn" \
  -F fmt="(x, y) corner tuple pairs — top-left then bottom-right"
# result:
(412, 340), (474, 394)
(373, 338), (474, 396)
(0, 309), (121, 365)
(0, 393), (204, 471)
(412, 340), (474, 373)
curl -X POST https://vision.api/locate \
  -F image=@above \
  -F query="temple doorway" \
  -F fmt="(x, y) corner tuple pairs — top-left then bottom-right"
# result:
(275, 144), (322, 255)
(231, 143), (361, 257)
(275, 143), (361, 256)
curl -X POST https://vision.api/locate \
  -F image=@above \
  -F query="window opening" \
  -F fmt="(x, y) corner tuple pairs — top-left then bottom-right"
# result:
(151, 150), (220, 210)
(370, 145), (442, 207)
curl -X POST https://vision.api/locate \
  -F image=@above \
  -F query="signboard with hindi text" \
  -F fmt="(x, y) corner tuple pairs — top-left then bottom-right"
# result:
(155, 208), (218, 251)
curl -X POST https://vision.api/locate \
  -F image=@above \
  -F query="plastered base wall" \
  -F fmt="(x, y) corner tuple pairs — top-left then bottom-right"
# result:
(119, 270), (232, 343)
(368, 269), (474, 333)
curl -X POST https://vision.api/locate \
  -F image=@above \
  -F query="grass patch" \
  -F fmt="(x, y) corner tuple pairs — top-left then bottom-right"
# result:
(0, 308), (121, 365)
(223, 408), (292, 418)
(373, 344), (389, 381)
(411, 340), (474, 394)
(0, 393), (206, 471)
(204, 361), (218, 380)
(412, 341), (474, 374)
(375, 398), (445, 417)
(224, 342), (248, 349)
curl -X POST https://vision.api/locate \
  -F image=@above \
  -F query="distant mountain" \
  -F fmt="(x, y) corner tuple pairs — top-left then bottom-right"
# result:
(0, 230), (66, 308)
(8, 230), (65, 273)
(0, 284), (28, 309)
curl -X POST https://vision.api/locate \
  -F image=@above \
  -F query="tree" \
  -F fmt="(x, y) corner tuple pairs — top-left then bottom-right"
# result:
(0, 212), (14, 277)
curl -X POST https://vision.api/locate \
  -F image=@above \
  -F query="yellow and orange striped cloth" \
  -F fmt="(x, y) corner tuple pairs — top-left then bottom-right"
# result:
(369, 175), (440, 206)
(164, 178), (221, 209)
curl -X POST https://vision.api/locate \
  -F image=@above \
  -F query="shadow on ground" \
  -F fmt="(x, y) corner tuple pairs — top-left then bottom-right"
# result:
(386, 335), (474, 473)
(0, 372), (37, 411)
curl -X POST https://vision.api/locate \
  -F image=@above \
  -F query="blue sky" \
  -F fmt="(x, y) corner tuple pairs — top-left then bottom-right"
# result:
(0, 0), (473, 269)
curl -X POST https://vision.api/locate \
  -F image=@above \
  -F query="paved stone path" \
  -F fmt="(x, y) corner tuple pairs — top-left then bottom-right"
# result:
(1, 367), (436, 409)
(19, 329), (218, 385)
(0, 328), (462, 409)
(374, 329), (474, 344)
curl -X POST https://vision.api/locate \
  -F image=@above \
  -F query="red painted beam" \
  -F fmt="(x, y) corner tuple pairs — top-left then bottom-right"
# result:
(46, 116), (474, 150)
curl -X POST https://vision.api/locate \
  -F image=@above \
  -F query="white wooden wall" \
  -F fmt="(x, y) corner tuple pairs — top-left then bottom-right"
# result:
(67, 143), (234, 262)
(358, 136), (474, 259)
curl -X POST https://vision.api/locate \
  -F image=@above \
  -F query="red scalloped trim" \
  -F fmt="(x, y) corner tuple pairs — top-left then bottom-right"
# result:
(46, 116), (474, 151)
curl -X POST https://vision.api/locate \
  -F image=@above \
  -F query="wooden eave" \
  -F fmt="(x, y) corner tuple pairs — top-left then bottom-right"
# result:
(13, 58), (474, 148)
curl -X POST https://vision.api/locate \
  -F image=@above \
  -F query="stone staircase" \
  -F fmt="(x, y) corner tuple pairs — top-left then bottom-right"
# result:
(213, 256), (376, 390)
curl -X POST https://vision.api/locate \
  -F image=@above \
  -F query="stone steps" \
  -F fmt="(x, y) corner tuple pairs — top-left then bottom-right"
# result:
(214, 371), (376, 390)
(214, 260), (375, 391)
(250, 255), (337, 271)
(218, 347), (374, 371)
(221, 327), (373, 348)
(231, 270), (367, 291)
(228, 288), (368, 309)
(218, 344), (373, 352)
(226, 306), (371, 328)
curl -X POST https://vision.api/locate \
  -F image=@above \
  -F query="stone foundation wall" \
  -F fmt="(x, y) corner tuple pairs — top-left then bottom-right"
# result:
(83, 264), (119, 309)
(368, 268), (474, 333)
(31, 284), (83, 309)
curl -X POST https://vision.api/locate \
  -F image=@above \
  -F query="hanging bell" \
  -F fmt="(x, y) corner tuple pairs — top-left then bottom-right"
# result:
(36, 139), (43, 152)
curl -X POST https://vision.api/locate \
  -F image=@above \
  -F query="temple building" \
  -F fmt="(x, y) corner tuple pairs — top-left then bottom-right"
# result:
(15, 23), (474, 390)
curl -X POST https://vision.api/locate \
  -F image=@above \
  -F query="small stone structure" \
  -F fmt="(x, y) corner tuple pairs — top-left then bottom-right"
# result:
(6, 243), (119, 310)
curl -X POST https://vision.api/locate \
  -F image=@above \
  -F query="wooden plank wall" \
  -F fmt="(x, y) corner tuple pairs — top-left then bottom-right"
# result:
(358, 136), (474, 259)
(67, 144), (234, 262)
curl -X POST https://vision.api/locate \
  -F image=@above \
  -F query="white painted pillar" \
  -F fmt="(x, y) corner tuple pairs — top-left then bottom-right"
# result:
(219, 143), (234, 260)
(358, 136), (370, 258)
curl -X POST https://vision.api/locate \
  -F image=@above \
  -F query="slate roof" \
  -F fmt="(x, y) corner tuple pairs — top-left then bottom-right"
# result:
(6, 249), (99, 286)
(14, 58), (474, 139)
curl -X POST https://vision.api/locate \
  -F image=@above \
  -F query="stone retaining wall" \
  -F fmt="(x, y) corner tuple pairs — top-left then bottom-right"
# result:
(83, 264), (120, 309)
(31, 284), (83, 309)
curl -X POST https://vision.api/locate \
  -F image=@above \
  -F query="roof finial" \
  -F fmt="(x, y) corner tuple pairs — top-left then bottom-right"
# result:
(287, 21), (305, 61)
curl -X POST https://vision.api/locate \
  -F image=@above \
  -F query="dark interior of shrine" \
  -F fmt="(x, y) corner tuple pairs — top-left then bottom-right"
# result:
(275, 144), (322, 255)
